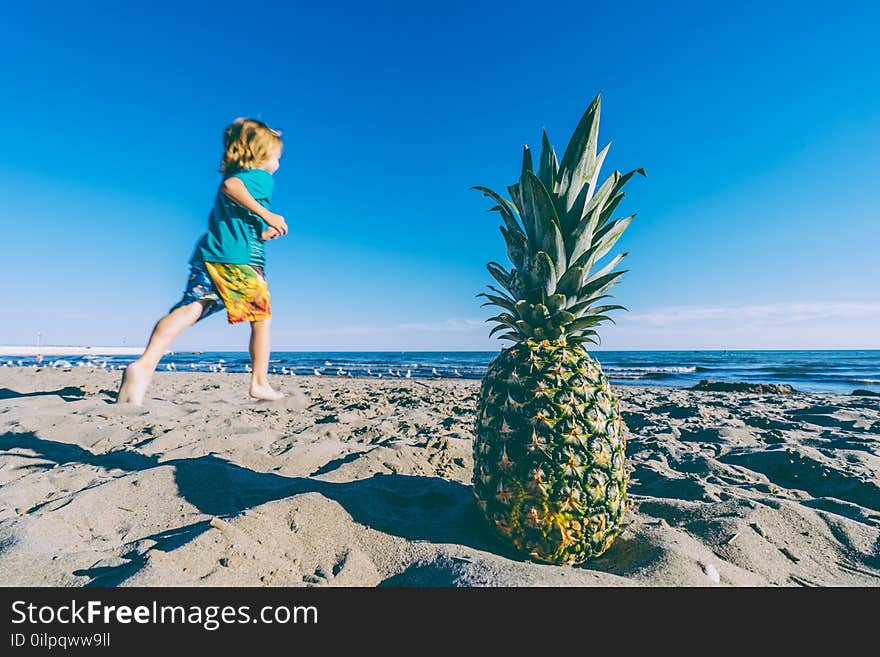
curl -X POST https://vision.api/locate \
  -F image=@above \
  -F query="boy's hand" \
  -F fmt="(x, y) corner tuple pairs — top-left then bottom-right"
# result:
(263, 211), (288, 236)
(262, 227), (281, 241)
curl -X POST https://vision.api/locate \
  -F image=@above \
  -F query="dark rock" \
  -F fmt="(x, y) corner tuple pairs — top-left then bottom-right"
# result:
(690, 379), (799, 394)
(851, 389), (880, 397)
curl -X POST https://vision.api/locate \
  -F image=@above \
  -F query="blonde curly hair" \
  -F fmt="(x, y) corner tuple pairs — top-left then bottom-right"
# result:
(219, 118), (283, 174)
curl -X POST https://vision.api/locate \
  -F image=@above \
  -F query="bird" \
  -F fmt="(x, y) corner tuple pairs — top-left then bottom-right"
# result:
(313, 368), (322, 376)
(431, 367), (439, 377)
(454, 369), (462, 377)
(405, 370), (412, 378)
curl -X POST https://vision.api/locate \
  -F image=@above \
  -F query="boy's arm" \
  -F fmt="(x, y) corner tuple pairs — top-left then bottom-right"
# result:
(221, 177), (288, 235)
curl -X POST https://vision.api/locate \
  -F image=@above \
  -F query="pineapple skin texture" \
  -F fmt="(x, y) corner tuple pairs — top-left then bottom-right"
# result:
(473, 339), (628, 565)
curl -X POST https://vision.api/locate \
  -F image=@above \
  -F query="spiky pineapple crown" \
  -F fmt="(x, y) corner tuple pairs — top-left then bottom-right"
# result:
(475, 94), (645, 345)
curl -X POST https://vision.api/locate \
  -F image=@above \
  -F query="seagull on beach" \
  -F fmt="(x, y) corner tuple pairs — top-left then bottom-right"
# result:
(431, 367), (439, 377)
(313, 368), (322, 376)
(454, 369), (462, 377)
(405, 370), (411, 378)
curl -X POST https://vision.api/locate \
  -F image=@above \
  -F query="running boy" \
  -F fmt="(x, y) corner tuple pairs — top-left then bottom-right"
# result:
(116, 118), (287, 405)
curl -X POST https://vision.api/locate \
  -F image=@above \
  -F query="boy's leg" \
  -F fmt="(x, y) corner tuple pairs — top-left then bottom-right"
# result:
(248, 318), (283, 401)
(116, 301), (205, 405)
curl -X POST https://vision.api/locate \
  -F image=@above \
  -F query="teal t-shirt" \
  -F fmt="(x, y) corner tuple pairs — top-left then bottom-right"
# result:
(190, 168), (275, 267)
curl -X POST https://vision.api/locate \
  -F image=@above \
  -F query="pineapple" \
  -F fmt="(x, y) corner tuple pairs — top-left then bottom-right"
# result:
(473, 93), (644, 565)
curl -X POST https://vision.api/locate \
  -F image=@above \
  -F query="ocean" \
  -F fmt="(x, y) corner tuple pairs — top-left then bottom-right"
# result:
(6, 350), (880, 395)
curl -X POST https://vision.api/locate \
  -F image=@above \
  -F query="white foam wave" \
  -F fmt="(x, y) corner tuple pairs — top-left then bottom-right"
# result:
(605, 366), (697, 375)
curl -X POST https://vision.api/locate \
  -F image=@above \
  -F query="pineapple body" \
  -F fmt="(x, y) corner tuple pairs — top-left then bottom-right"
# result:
(474, 339), (628, 564)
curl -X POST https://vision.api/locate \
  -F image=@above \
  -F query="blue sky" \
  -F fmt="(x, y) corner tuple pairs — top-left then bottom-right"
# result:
(2, 1), (878, 350)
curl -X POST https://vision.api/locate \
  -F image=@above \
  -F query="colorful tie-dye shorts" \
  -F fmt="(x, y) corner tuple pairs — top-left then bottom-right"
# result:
(169, 261), (271, 324)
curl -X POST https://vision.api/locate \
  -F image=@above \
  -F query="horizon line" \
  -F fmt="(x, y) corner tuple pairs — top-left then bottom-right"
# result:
(2, 345), (880, 355)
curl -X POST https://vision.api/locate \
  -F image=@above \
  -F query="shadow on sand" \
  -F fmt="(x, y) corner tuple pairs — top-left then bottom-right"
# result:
(1, 431), (509, 585)
(0, 386), (91, 402)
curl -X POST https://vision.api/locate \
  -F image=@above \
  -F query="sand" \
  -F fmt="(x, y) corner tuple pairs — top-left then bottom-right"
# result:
(1, 367), (878, 587)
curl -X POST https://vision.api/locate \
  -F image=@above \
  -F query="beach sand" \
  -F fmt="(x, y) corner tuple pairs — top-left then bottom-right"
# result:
(1, 367), (878, 586)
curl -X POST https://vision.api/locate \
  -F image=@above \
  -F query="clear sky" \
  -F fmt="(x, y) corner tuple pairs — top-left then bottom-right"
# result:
(2, 1), (878, 351)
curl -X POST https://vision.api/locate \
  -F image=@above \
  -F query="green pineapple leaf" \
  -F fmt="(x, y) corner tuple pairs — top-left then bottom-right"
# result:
(567, 293), (614, 315)
(473, 186), (524, 237)
(594, 168), (647, 232)
(556, 265), (584, 298)
(557, 94), (601, 202)
(524, 251), (557, 298)
(570, 171), (619, 264)
(552, 310), (577, 326)
(522, 144), (534, 175)
(486, 261), (514, 290)
(521, 171), (566, 271)
(545, 293), (567, 313)
(500, 226), (529, 270)
(578, 270), (628, 301)
(561, 141), (612, 236)
(585, 252), (628, 285)
(537, 130), (558, 194)
(478, 292), (517, 313)
(488, 284), (516, 302)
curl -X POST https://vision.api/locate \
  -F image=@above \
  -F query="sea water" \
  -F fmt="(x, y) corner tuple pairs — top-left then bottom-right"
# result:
(7, 350), (880, 395)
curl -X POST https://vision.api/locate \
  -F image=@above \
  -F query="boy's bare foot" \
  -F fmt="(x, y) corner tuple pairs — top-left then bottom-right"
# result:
(116, 362), (151, 405)
(249, 382), (284, 401)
